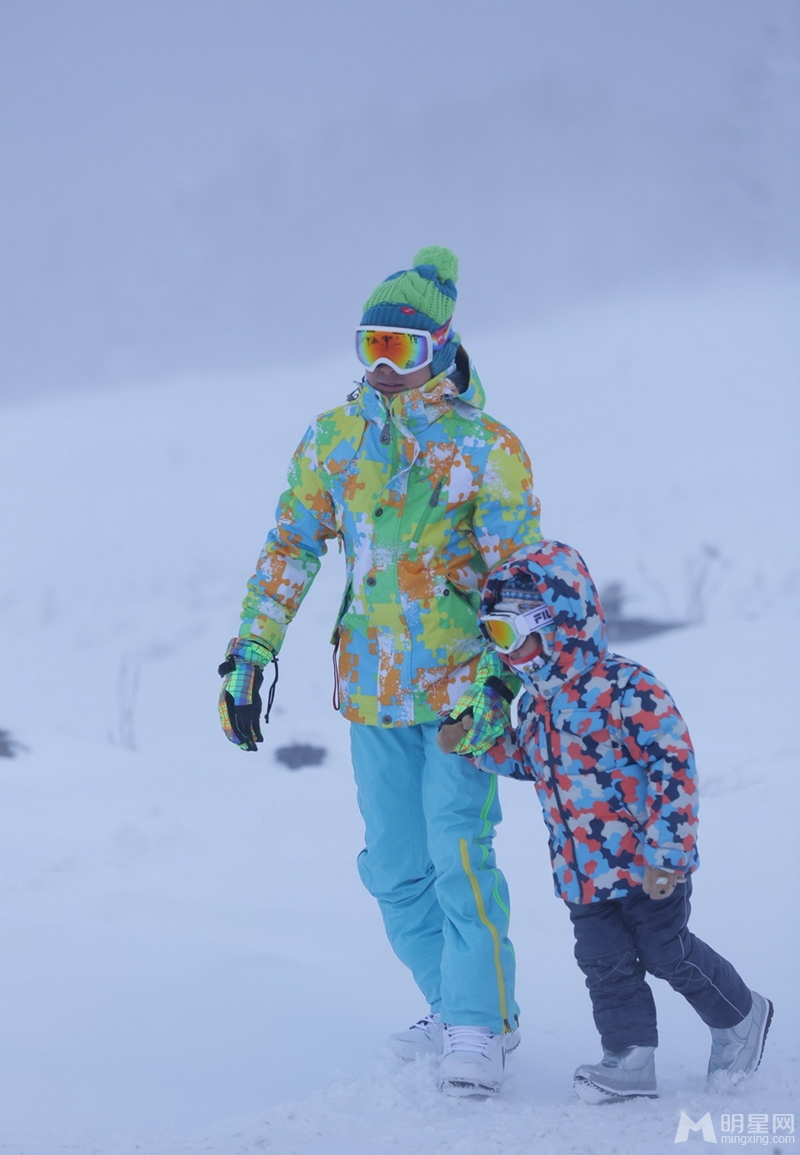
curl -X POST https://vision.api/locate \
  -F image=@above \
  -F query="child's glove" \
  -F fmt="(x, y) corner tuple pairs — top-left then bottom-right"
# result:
(642, 865), (684, 900)
(437, 650), (519, 758)
(438, 713), (475, 754)
(218, 638), (278, 752)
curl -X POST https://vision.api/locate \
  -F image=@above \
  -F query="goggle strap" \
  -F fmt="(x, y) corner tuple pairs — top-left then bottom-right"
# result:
(519, 604), (555, 630)
(430, 318), (452, 348)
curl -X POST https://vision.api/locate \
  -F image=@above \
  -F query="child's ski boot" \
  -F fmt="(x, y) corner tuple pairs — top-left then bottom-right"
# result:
(708, 992), (773, 1084)
(574, 1045), (658, 1103)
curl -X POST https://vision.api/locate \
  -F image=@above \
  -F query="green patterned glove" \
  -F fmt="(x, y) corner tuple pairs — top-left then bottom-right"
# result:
(218, 638), (278, 752)
(437, 650), (519, 758)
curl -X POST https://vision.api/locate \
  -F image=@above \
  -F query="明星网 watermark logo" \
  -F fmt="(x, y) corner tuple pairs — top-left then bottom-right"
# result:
(675, 1112), (718, 1143)
(675, 1112), (795, 1144)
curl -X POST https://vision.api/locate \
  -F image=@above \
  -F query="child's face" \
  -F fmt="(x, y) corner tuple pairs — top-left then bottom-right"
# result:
(366, 363), (433, 396)
(501, 630), (544, 666)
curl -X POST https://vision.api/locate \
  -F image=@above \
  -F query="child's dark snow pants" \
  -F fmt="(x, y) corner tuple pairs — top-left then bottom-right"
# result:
(567, 878), (752, 1052)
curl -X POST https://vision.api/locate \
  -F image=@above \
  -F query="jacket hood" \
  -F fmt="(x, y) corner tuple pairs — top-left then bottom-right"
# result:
(480, 540), (608, 696)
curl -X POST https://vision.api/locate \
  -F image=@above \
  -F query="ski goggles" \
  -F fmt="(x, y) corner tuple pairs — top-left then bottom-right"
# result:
(480, 601), (555, 654)
(355, 320), (452, 375)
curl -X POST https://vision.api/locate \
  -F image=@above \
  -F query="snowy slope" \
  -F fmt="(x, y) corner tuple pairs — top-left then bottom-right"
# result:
(0, 274), (798, 1154)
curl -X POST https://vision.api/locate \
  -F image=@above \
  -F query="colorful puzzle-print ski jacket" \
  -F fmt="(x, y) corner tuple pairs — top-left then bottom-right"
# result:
(466, 541), (699, 904)
(236, 357), (541, 727)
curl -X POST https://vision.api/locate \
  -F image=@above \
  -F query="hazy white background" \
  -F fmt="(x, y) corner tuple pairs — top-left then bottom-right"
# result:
(0, 4), (798, 1153)
(1, 0), (798, 400)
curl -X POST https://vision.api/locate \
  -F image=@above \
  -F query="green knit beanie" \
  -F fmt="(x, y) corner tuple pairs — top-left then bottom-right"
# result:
(360, 246), (460, 376)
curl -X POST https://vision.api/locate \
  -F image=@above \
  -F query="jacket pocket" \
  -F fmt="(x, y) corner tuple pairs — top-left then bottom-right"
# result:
(551, 707), (607, 738)
(445, 578), (481, 616)
(330, 580), (353, 644)
(437, 579), (481, 646)
(551, 707), (619, 785)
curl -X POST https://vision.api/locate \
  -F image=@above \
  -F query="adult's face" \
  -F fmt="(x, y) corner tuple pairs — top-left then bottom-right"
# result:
(365, 363), (433, 396)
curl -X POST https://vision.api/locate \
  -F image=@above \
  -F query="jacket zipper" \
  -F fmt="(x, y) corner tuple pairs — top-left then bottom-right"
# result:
(409, 476), (445, 551)
(541, 707), (585, 903)
(379, 412), (399, 478)
(381, 403), (444, 549)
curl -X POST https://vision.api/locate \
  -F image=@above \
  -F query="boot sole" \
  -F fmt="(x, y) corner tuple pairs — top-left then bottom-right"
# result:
(755, 1000), (775, 1074)
(574, 1075), (659, 1105)
(440, 1078), (501, 1097)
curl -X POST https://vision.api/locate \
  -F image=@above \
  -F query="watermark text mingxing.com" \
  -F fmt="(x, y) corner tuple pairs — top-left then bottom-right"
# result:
(675, 1112), (795, 1144)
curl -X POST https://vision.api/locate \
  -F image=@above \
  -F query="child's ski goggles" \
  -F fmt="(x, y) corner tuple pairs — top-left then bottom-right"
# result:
(480, 601), (555, 654)
(355, 320), (451, 375)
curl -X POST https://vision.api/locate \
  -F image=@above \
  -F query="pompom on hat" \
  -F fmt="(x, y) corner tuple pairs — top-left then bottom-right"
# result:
(360, 246), (460, 377)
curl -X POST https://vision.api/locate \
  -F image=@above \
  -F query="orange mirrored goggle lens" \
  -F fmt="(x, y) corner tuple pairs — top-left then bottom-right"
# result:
(483, 618), (520, 651)
(355, 327), (433, 374)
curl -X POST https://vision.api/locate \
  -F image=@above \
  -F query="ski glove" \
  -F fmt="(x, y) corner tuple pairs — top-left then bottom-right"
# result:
(218, 637), (278, 752)
(437, 650), (520, 758)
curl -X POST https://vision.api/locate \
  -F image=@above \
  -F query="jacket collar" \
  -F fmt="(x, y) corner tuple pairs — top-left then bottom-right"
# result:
(356, 360), (486, 435)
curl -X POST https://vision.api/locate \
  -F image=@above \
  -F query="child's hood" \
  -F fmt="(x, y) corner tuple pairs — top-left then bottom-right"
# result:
(481, 540), (608, 697)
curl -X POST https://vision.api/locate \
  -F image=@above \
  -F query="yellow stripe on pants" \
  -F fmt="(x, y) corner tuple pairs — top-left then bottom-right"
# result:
(459, 837), (509, 1029)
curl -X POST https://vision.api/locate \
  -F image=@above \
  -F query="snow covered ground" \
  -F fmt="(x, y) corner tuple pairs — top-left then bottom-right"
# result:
(0, 273), (798, 1154)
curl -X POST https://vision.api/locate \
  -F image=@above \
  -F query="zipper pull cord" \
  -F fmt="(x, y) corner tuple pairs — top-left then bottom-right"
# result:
(331, 635), (341, 711)
(263, 655), (280, 724)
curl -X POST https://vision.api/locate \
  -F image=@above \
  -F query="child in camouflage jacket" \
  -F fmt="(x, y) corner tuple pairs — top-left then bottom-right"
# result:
(440, 539), (773, 1102)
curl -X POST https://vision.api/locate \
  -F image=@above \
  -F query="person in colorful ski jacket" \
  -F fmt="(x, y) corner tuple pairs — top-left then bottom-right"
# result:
(440, 539), (772, 1102)
(218, 247), (541, 1096)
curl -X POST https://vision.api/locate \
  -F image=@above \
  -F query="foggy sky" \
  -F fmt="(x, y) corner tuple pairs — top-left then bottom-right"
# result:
(1, 0), (798, 400)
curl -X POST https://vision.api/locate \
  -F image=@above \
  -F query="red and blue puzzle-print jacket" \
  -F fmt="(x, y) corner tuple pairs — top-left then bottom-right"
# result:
(467, 541), (699, 905)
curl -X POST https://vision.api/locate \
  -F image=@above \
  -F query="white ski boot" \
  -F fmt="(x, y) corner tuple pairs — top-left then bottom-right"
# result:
(388, 1013), (443, 1060)
(573, 1046), (658, 1103)
(708, 992), (774, 1083)
(438, 1025), (511, 1097)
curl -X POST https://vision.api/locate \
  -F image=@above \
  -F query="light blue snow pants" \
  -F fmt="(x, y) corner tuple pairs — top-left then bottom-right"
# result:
(350, 721), (518, 1033)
